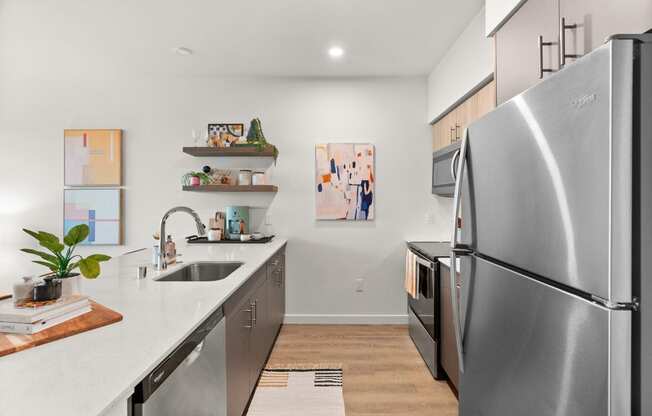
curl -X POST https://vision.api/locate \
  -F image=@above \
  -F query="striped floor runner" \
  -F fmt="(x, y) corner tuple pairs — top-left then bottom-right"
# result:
(247, 365), (345, 416)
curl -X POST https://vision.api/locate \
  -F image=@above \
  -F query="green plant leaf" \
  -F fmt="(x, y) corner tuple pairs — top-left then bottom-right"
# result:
(37, 231), (60, 243)
(20, 248), (59, 265)
(87, 254), (111, 262)
(32, 260), (57, 273)
(39, 239), (65, 255)
(64, 224), (90, 246)
(23, 228), (41, 240)
(78, 258), (100, 279)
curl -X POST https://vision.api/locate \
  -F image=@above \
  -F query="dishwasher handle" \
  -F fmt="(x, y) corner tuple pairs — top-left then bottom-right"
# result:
(134, 307), (224, 403)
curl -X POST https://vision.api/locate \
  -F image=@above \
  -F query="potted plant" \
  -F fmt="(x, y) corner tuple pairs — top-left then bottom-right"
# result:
(21, 224), (111, 299)
(182, 171), (212, 187)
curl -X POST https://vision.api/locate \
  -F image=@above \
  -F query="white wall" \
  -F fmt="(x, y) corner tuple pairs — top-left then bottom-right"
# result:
(427, 9), (494, 123)
(485, 0), (527, 36)
(0, 70), (452, 321)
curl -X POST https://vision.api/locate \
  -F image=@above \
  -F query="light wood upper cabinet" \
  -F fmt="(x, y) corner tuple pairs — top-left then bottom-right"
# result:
(560, 0), (652, 66)
(432, 80), (496, 151)
(471, 80), (497, 121)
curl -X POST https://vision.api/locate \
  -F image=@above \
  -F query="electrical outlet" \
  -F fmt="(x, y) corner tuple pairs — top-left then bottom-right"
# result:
(265, 213), (272, 225)
(355, 278), (364, 292)
(425, 212), (435, 224)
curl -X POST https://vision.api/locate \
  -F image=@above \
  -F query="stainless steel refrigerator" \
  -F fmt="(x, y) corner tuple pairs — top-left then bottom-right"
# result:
(450, 34), (652, 416)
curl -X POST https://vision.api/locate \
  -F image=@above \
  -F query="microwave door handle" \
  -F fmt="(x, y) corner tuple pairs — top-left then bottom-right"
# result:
(450, 128), (469, 374)
(450, 149), (461, 181)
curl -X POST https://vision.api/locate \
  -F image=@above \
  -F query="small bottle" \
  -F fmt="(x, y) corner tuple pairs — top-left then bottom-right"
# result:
(165, 235), (176, 264)
(13, 276), (35, 305)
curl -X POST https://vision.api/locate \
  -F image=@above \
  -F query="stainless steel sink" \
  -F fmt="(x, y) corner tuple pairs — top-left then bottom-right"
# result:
(156, 262), (243, 282)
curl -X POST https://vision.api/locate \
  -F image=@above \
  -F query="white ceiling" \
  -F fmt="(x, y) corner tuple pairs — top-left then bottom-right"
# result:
(0, 0), (484, 77)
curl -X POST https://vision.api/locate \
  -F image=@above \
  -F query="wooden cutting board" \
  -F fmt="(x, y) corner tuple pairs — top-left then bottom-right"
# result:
(0, 301), (123, 358)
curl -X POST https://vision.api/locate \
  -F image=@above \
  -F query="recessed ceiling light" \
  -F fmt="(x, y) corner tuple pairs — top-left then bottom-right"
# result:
(172, 47), (193, 56)
(328, 46), (344, 59)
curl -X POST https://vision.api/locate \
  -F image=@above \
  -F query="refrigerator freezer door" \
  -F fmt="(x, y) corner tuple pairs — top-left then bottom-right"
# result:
(461, 40), (634, 302)
(459, 255), (630, 416)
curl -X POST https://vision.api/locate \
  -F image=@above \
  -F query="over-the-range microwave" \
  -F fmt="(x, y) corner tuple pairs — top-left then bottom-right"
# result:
(432, 141), (461, 197)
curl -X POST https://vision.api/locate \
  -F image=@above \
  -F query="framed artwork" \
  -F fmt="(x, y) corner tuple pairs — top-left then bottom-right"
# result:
(208, 123), (244, 142)
(64, 129), (122, 186)
(315, 143), (375, 220)
(64, 189), (122, 245)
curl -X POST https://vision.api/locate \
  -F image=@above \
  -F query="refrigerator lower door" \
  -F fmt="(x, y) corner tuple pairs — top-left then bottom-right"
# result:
(460, 39), (635, 302)
(459, 256), (631, 416)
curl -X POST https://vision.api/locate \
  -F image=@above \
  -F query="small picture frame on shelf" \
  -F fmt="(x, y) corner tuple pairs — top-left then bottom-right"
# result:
(207, 123), (244, 147)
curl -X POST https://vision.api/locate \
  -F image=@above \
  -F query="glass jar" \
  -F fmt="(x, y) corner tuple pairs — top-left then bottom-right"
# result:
(252, 171), (265, 186)
(238, 169), (252, 186)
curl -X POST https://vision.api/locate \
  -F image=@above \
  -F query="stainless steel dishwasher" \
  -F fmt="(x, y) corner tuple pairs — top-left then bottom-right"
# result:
(131, 307), (226, 416)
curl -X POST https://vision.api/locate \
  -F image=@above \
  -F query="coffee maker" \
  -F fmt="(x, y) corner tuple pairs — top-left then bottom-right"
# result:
(225, 206), (249, 240)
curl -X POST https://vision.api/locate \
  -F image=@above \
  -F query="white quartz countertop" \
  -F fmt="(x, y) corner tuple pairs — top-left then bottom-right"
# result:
(0, 238), (288, 416)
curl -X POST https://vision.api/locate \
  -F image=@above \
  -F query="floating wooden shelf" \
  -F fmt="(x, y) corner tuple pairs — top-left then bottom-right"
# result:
(182, 145), (277, 157)
(182, 185), (278, 193)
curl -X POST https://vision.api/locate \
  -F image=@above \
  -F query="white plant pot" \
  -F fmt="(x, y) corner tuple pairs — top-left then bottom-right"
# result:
(60, 275), (81, 297)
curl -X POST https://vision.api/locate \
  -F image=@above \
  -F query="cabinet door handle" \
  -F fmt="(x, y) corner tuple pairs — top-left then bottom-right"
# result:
(559, 17), (580, 68)
(450, 127), (455, 142)
(455, 124), (461, 140)
(538, 35), (554, 79)
(251, 301), (257, 327)
(243, 307), (253, 328)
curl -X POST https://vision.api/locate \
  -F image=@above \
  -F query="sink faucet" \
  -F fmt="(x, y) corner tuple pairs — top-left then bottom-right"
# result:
(157, 206), (206, 270)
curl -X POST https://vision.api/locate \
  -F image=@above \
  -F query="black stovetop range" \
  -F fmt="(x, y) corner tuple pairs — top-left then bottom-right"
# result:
(406, 241), (451, 260)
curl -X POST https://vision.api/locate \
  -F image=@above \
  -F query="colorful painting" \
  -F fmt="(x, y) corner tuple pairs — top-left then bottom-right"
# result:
(64, 129), (122, 186)
(64, 189), (122, 245)
(315, 143), (375, 220)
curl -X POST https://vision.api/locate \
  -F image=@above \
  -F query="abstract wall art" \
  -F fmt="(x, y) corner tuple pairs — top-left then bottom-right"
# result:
(64, 129), (122, 186)
(64, 189), (122, 245)
(315, 143), (375, 220)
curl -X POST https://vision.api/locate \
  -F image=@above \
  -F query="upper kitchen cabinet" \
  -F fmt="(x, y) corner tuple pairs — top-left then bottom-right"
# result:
(495, 0), (652, 104)
(431, 80), (496, 152)
(559, 0), (652, 66)
(495, 0), (560, 104)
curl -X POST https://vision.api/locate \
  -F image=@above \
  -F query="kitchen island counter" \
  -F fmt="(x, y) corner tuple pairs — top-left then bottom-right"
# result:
(0, 238), (287, 416)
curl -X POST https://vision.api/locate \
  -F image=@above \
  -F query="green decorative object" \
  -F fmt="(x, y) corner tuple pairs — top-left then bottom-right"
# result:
(21, 225), (111, 279)
(246, 118), (266, 143)
(245, 118), (279, 160)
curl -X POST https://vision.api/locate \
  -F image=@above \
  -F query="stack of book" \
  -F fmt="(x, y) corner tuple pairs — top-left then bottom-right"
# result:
(0, 295), (91, 335)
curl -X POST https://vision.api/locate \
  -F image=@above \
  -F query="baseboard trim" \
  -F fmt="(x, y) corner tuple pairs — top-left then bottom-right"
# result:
(283, 314), (408, 325)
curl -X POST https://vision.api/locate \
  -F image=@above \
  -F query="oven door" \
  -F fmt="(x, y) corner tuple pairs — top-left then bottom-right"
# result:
(408, 252), (436, 339)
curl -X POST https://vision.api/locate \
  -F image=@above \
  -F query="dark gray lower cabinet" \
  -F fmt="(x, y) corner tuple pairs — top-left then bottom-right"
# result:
(226, 247), (286, 416)
(439, 262), (460, 392)
(267, 252), (285, 334)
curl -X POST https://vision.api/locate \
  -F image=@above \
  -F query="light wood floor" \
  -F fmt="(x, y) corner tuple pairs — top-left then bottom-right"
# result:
(265, 325), (458, 416)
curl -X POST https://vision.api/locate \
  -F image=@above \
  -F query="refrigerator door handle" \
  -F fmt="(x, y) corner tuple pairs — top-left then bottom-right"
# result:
(450, 128), (469, 374)
(451, 129), (468, 249)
